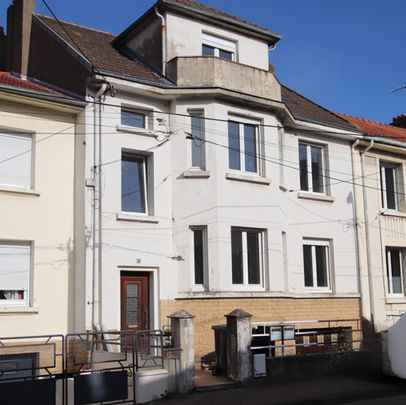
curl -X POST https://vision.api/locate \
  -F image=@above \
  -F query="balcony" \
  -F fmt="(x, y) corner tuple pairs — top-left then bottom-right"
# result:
(166, 56), (281, 101)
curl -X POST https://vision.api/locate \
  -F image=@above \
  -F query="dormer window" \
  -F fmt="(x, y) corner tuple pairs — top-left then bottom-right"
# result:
(202, 32), (236, 61)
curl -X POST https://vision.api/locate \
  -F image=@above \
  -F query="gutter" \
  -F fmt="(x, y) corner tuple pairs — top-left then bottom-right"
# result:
(0, 84), (86, 108)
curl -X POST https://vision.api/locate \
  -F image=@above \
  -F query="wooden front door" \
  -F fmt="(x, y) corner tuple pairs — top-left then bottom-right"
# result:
(120, 274), (149, 331)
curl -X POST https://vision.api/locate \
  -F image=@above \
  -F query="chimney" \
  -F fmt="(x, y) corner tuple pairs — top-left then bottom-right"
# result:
(6, 0), (35, 78)
(391, 115), (406, 129)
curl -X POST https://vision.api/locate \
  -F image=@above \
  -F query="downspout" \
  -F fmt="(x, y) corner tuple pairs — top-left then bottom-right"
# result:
(360, 139), (375, 325)
(155, 7), (167, 76)
(350, 139), (363, 316)
(92, 83), (108, 331)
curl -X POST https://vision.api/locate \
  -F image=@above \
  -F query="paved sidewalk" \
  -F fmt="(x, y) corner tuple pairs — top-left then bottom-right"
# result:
(154, 374), (406, 405)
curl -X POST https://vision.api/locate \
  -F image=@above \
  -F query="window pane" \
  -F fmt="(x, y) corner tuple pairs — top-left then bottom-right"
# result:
(303, 245), (313, 287)
(385, 167), (397, 210)
(0, 133), (32, 188)
(193, 229), (204, 285)
(219, 49), (233, 60)
(228, 121), (241, 170)
(191, 113), (205, 169)
(311, 146), (324, 193)
(0, 244), (30, 302)
(389, 250), (403, 294)
(121, 110), (146, 128)
(299, 143), (308, 191)
(244, 124), (257, 173)
(247, 231), (260, 284)
(315, 246), (328, 287)
(121, 155), (146, 213)
(202, 44), (215, 56)
(231, 230), (243, 284)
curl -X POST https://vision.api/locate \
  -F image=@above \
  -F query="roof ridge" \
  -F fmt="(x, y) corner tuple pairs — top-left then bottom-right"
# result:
(34, 13), (116, 37)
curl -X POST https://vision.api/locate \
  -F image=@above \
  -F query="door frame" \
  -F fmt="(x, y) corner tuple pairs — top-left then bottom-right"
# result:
(118, 267), (159, 332)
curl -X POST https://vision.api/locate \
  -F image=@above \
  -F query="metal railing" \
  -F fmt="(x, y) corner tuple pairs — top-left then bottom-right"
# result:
(251, 318), (362, 358)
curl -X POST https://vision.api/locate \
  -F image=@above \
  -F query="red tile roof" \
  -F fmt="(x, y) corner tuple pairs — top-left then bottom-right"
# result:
(0, 71), (61, 95)
(338, 113), (406, 142)
(35, 15), (167, 84)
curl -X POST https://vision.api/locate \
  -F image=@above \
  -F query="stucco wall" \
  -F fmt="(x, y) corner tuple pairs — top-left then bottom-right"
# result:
(0, 97), (76, 336)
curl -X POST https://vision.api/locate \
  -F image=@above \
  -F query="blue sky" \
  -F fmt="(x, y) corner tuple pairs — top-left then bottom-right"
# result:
(1, 0), (405, 123)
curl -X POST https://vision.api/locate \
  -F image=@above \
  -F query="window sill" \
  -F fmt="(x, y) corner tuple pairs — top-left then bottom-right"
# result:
(116, 212), (159, 223)
(116, 125), (156, 137)
(0, 186), (40, 197)
(225, 172), (271, 185)
(297, 191), (335, 203)
(380, 209), (406, 218)
(386, 297), (406, 304)
(182, 170), (211, 179)
(0, 306), (39, 314)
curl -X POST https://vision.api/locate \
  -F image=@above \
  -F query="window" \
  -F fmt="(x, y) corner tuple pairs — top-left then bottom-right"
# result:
(189, 111), (205, 169)
(231, 228), (264, 286)
(228, 121), (259, 174)
(381, 163), (400, 210)
(202, 32), (236, 61)
(121, 153), (148, 214)
(299, 142), (326, 194)
(386, 248), (404, 296)
(0, 132), (32, 189)
(303, 240), (331, 289)
(0, 242), (31, 306)
(191, 226), (208, 287)
(121, 109), (147, 129)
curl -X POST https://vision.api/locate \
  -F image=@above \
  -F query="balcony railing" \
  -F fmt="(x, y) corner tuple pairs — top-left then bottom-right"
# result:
(166, 56), (281, 101)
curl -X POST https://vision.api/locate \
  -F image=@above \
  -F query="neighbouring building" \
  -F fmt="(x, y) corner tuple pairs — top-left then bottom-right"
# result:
(4, 0), (365, 362)
(339, 114), (406, 338)
(0, 71), (84, 336)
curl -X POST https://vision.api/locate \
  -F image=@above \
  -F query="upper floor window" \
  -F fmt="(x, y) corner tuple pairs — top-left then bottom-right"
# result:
(299, 141), (326, 194)
(380, 163), (401, 211)
(191, 226), (208, 288)
(303, 239), (331, 290)
(231, 227), (265, 286)
(0, 242), (31, 306)
(228, 121), (259, 174)
(386, 248), (405, 296)
(189, 111), (205, 169)
(121, 108), (147, 129)
(0, 132), (32, 189)
(121, 152), (149, 214)
(202, 32), (236, 61)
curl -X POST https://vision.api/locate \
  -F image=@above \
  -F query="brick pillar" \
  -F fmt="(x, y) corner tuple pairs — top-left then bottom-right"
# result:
(168, 310), (195, 393)
(226, 309), (253, 382)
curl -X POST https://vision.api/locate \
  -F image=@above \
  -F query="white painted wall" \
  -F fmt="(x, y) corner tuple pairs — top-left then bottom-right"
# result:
(0, 96), (77, 336)
(165, 12), (270, 70)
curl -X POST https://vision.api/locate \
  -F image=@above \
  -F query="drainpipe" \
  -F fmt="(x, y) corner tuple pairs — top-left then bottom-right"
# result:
(92, 83), (108, 331)
(155, 7), (167, 76)
(360, 139), (375, 325)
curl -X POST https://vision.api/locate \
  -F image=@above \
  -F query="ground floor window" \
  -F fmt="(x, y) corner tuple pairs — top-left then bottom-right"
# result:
(386, 248), (405, 296)
(303, 239), (331, 290)
(231, 228), (265, 286)
(191, 226), (208, 287)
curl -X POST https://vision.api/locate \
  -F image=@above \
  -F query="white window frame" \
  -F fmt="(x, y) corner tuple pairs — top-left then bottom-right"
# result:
(299, 141), (327, 195)
(121, 152), (149, 216)
(228, 119), (261, 175)
(380, 163), (400, 211)
(120, 107), (152, 130)
(303, 239), (332, 292)
(386, 248), (405, 297)
(202, 32), (237, 61)
(190, 226), (208, 291)
(0, 131), (34, 190)
(0, 241), (32, 307)
(231, 227), (265, 291)
(188, 109), (206, 170)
